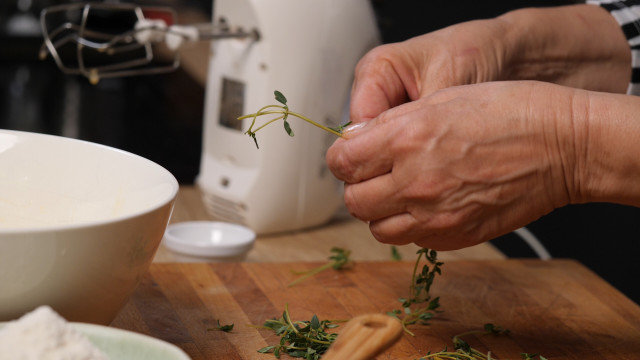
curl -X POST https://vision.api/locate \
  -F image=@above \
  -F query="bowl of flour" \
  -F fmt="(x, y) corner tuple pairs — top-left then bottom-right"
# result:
(0, 306), (190, 360)
(0, 130), (178, 324)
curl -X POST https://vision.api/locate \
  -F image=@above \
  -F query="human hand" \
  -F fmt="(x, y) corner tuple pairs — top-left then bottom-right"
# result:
(351, 18), (509, 124)
(351, 4), (629, 125)
(328, 81), (588, 250)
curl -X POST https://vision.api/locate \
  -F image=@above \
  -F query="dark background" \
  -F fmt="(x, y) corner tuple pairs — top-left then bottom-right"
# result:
(2, 0), (638, 304)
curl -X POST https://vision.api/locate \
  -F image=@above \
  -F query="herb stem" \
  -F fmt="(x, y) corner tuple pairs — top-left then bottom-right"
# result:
(243, 105), (283, 133)
(286, 111), (345, 137)
(400, 321), (415, 337)
(282, 304), (332, 345)
(252, 114), (285, 132)
(239, 108), (345, 138)
(410, 250), (425, 298)
(288, 248), (351, 287)
(237, 109), (285, 121)
(284, 304), (299, 335)
(288, 262), (334, 287)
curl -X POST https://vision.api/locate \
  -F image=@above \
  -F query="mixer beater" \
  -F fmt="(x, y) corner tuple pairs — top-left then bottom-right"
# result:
(39, 2), (260, 84)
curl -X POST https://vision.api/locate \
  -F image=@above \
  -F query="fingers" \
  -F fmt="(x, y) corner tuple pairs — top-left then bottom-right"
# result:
(369, 213), (474, 251)
(344, 173), (405, 221)
(350, 45), (415, 124)
(327, 140), (393, 184)
(368, 213), (422, 246)
(328, 100), (427, 183)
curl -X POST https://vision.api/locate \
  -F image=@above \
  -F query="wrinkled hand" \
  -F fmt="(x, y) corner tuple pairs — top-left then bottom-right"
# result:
(351, 19), (508, 124)
(351, 4), (629, 125)
(328, 81), (587, 250)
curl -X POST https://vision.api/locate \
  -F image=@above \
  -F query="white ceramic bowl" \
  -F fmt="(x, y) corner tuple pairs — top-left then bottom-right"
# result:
(163, 221), (255, 259)
(0, 130), (178, 324)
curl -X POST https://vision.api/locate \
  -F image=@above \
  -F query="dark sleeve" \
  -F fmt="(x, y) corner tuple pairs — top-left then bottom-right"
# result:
(588, 0), (640, 95)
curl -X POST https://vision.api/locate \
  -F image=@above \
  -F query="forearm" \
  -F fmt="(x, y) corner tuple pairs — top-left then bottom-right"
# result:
(575, 91), (640, 206)
(497, 4), (630, 93)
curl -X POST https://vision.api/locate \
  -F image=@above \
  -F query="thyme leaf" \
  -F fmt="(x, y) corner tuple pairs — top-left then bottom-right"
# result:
(274, 90), (288, 105)
(391, 245), (402, 261)
(207, 320), (234, 333)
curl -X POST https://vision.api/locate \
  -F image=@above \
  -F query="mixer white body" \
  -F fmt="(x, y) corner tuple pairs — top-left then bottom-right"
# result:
(197, 0), (379, 233)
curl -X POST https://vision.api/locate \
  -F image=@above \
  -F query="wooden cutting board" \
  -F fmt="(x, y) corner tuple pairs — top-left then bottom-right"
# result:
(111, 260), (640, 359)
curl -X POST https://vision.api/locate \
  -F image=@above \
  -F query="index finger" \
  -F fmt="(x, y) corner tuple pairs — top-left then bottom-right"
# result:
(327, 101), (421, 183)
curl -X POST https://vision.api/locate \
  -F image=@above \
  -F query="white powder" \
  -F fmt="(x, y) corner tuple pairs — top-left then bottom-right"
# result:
(0, 306), (109, 360)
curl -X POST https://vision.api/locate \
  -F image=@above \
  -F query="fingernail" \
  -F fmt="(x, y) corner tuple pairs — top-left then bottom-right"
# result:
(341, 122), (367, 139)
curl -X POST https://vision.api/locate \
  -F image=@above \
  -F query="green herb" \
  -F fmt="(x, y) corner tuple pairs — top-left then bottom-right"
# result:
(238, 90), (347, 148)
(274, 90), (288, 105)
(255, 304), (343, 359)
(288, 247), (352, 287)
(387, 248), (443, 336)
(207, 320), (234, 333)
(391, 245), (402, 261)
(417, 323), (511, 359)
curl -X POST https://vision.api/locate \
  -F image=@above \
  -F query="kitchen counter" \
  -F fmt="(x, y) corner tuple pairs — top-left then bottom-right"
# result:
(153, 186), (506, 263)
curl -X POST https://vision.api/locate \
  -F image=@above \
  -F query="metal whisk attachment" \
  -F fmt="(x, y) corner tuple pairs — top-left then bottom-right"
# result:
(40, 2), (260, 84)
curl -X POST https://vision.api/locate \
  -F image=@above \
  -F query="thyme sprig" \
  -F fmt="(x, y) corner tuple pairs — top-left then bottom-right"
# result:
(288, 247), (352, 287)
(238, 90), (348, 149)
(256, 304), (344, 359)
(387, 248), (443, 336)
(417, 323), (512, 360)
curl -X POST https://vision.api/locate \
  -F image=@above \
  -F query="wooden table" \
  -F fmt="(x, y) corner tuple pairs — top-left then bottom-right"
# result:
(113, 260), (640, 359)
(154, 186), (505, 263)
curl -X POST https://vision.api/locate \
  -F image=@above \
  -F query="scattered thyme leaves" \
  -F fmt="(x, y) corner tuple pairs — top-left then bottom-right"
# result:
(255, 304), (342, 359)
(207, 320), (234, 333)
(288, 247), (352, 287)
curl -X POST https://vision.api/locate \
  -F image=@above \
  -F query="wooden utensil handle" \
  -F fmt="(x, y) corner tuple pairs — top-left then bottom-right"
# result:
(322, 314), (403, 360)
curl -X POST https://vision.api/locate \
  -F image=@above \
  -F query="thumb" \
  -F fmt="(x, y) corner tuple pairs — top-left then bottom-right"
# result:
(350, 46), (415, 124)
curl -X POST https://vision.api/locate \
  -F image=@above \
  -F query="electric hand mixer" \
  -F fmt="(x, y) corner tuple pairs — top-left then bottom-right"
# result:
(40, 0), (379, 233)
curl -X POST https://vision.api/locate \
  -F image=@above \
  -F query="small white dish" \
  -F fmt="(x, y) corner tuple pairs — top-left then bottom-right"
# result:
(0, 322), (191, 360)
(163, 221), (256, 258)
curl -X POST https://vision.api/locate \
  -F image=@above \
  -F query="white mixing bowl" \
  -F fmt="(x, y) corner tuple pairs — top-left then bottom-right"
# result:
(0, 130), (178, 324)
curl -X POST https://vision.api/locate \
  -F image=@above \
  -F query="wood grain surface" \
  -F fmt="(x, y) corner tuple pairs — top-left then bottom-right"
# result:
(154, 186), (505, 263)
(111, 260), (640, 359)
